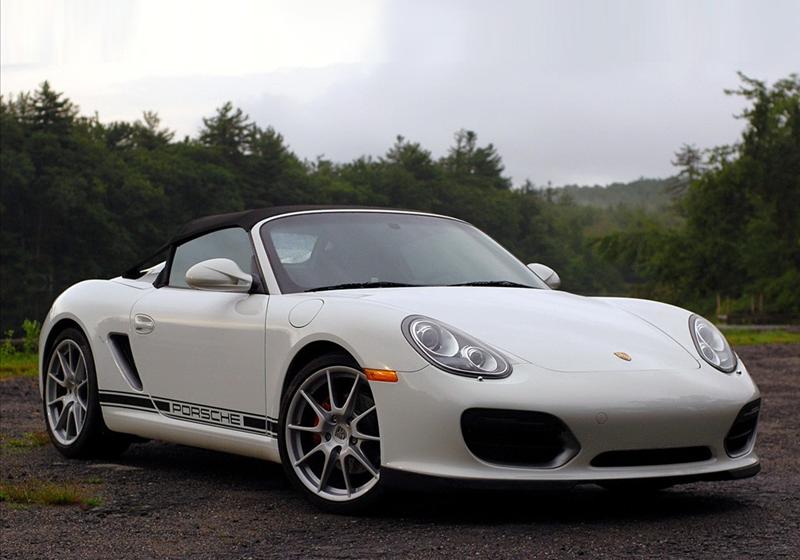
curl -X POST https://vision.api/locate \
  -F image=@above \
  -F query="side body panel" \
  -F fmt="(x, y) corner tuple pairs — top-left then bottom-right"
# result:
(129, 288), (268, 418)
(39, 278), (280, 461)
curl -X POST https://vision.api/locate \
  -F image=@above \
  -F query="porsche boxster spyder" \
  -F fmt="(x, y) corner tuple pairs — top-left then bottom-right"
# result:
(39, 206), (760, 512)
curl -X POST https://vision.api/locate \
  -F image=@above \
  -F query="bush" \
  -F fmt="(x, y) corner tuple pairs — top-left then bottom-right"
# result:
(22, 319), (40, 354)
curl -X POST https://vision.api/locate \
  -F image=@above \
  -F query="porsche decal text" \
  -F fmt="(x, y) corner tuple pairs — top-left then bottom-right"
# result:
(170, 402), (243, 427)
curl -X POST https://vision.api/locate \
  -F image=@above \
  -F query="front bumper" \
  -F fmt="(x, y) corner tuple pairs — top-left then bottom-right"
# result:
(368, 361), (760, 483)
(382, 462), (761, 491)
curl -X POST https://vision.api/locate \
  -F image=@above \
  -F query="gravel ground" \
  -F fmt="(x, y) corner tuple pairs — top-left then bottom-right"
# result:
(1, 344), (798, 559)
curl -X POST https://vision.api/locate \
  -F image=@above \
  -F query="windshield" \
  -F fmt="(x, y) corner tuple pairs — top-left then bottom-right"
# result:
(260, 212), (547, 293)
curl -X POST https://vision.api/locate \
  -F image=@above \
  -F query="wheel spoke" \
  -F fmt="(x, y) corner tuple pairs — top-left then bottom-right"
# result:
(341, 375), (361, 416)
(300, 390), (328, 422)
(351, 428), (380, 442)
(347, 445), (378, 478)
(317, 446), (340, 493)
(74, 400), (84, 427)
(76, 391), (88, 411)
(340, 454), (352, 497)
(74, 358), (86, 382)
(55, 401), (74, 432)
(350, 405), (379, 441)
(325, 370), (336, 411)
(352, 404), (376, 425)
(56, 351), (71, 378)
(288, 422), (323, 434)
(48, 371), (67, 388)
(293, 442), (324, 467)
(47, 395), (66, 407)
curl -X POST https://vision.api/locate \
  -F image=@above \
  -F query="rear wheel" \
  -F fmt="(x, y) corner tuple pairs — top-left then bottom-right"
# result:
(43, 328), (131, 458)
(279, 353), (383, 513)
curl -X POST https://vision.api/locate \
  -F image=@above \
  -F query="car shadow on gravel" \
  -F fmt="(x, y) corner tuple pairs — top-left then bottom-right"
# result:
(102, 440), (751, 525)
(375, 485), (751, 525)
(96, 440), (289, 490)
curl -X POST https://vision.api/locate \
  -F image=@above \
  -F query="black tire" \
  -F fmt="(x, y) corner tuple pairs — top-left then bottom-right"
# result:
(278, 353), (384, 514)
(42, 327), (131, 459)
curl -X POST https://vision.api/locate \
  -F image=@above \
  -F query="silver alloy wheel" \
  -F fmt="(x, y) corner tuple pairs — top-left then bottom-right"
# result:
(45, 339), (89, 445)
(285, 366), (381, 502)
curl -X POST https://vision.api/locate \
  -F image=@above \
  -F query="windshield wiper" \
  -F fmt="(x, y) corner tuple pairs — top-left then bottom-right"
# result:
(447, 280), (536, 288)
(305, 281), (420, 292)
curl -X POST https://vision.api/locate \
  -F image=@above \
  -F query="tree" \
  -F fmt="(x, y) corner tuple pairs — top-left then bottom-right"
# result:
(442, 129), (511, 189)
(31, 81), (77, 134)
(198, 101), (253, 158)
(670, 143), (704, 195)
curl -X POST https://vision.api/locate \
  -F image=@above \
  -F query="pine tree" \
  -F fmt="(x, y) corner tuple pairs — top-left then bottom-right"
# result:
(198, 101), (253, 158)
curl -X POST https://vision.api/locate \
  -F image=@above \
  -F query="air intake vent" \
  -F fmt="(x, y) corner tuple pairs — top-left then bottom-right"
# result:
(725, 399), (760, 457)
(591, 446), (712, 467)
(108, 333), (143, 391)
(461, 408), (579, 467)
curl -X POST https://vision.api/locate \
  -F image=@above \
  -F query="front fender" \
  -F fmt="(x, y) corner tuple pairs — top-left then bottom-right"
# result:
(265, 295), (428, 418)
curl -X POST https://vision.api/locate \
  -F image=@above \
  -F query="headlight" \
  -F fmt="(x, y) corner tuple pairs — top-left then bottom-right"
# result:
(689, 315), (737, 373)
(402, 315), (511, 378)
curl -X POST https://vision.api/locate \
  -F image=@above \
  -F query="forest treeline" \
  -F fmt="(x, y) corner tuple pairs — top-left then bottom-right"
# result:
(1, 73), (798, 331)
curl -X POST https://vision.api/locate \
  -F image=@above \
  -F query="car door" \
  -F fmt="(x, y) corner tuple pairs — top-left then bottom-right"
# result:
(130, 227), (270, 434)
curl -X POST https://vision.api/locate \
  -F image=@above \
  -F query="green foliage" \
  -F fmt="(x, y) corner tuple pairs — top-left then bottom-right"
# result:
(22, 319), (40, 353)
(0, 480), (99, 508)
(0, 330), (14, 358)
(0, 352), (38, 380)
(721, 328), (800, 346)
(0, 75), (797, 329)
(557, 178), (676, 212)
(597, 73), (800, 321)
(1, 431), (50, 449)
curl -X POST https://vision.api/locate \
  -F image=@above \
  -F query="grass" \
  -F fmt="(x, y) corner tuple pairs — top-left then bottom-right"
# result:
(0, 351), (38, 380)
(1, 431), (50, 449)
(0, 480), (101, 508)
(721, 329), (800, 346)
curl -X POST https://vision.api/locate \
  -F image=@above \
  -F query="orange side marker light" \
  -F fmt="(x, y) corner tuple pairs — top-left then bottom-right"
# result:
(363, 368), (398, 382)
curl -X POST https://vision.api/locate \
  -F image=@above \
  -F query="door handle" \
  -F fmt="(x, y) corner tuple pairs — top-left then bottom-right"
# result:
(134, 314), (155, 335)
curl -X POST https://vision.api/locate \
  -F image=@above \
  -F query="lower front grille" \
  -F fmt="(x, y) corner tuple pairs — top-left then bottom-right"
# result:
(461, 408), (580, 468)
(591, 446), (712, 467)
(725, 399), (761, 457)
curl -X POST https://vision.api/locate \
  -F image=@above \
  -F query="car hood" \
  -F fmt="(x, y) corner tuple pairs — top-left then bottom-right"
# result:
(328, 287), (699, 372)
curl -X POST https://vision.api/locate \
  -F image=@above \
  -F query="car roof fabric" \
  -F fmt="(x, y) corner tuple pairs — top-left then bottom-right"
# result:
(122, 205), (396, 279)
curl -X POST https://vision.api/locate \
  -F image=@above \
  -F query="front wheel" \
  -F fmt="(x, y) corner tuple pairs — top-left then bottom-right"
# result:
(43, 328), (131, 458)
(279, 354), (383, 513)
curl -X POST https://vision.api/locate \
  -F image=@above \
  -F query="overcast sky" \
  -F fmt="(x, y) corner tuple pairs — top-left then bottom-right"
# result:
(2, 0), (798, 186)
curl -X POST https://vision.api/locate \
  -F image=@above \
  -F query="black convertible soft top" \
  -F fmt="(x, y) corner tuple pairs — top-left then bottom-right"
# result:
(122, 205), (397, 279)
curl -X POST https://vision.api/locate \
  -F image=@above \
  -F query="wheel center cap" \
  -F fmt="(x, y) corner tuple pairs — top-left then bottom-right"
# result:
(333, 424), (348, 442)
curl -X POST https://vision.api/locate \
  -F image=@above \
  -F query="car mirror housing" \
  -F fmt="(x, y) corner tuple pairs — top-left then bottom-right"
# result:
(185, 258), (253, 293)
(527, 263), (561, 289)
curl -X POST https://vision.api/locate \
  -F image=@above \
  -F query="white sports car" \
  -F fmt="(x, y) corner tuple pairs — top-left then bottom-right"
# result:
(39, 206), (761, 512)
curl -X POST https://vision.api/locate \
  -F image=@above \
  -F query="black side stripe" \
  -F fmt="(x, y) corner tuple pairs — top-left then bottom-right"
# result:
(99, 390), (277, 436)
(98, 391), (156, 410)
(156, 412), (274, 436)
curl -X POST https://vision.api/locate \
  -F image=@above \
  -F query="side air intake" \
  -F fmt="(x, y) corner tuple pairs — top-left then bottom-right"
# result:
(108, 333), (144, 391)
(725, 399), (761, 457)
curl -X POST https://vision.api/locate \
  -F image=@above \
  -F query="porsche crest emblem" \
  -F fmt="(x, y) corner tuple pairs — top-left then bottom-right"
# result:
(614, 351), (632, 362)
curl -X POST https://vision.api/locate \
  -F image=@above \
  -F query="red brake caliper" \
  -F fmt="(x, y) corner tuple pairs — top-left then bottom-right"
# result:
(312, 401), (332, 445)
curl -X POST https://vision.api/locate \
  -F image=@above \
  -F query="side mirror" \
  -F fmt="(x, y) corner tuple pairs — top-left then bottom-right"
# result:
(527, 263), (561, 290)
(185, 258), (253, 293)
